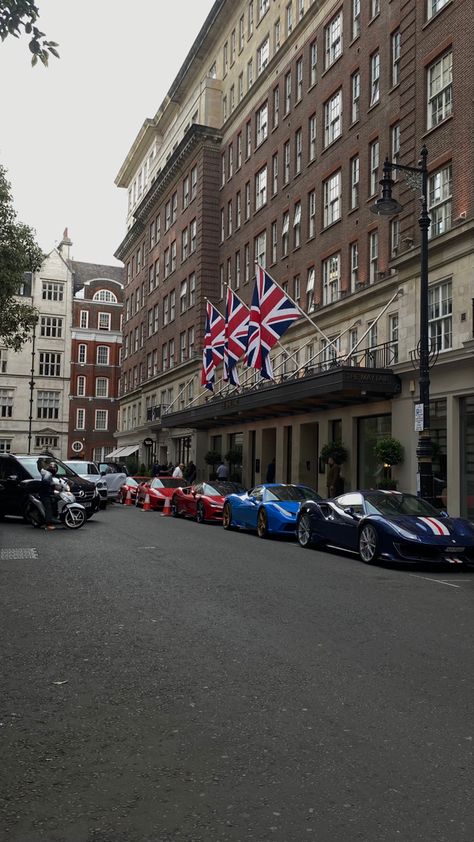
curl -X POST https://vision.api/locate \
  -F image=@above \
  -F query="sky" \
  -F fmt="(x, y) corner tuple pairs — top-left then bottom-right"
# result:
(0, 0), (214, 266)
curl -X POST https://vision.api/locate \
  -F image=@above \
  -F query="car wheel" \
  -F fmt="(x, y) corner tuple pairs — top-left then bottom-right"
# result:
(297, 513), (313, 548)
(171, 496), (181, 518)
(257, 508), (268, 539)
(359, 524), (379, 564)
(222, 502), (233, 530)
(196, 502), (205, 524)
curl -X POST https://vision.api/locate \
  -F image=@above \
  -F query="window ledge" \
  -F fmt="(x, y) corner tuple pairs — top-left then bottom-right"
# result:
(423, 113), (453, 138)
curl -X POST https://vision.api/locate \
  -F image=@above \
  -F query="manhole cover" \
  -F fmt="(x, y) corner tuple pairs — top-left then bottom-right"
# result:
(0, 548), (39, 560)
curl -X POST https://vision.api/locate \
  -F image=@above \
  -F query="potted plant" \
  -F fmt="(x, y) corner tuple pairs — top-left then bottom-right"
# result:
(374, 437), (404, 489)
(225, 447), (243, 482)
(204, 449), (221, 480)
(320, 441), (348, 466)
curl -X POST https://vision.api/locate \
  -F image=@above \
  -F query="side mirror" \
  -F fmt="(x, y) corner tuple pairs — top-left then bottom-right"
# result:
(7, 474), (19, 482)
(346, 506), (361, 520)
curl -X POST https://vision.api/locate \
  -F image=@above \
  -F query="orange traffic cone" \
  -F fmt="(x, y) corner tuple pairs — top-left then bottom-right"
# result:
(142, 492), (152, 512)
(161, 497), (172, 517)
(125, 488), (133, 506)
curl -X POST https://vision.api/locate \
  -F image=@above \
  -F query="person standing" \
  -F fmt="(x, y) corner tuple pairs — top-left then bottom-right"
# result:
(326, 457), (341, 498)
(186, 461), (197, 484)
(266, 457), (276, 483)
(172, 463), (185, 478)
(216, 461), (229, 480)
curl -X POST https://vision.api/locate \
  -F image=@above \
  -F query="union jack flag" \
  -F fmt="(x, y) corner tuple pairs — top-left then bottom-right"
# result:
(245, 265), (300, 379)
(223, 287), (249, 386)
(201, 300), (225, 391)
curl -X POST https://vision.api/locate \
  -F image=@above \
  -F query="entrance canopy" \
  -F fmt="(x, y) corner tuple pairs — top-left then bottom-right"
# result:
(107, 444), (140, 458)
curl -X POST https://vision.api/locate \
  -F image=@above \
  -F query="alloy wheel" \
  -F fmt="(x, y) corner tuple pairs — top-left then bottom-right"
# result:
(359, 524), (378, 564)
(297, 514), (313, 548)
(257, 509), (268, 539)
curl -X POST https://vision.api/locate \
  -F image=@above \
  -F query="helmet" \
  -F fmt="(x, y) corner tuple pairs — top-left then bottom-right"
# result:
(48, 462), (58, 475)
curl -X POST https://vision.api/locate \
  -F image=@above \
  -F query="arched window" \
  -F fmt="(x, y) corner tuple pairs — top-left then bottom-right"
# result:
(93, 289), (118, 303)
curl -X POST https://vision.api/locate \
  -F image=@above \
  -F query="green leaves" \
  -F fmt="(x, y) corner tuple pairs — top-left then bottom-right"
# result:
(0, 1), (60, 66)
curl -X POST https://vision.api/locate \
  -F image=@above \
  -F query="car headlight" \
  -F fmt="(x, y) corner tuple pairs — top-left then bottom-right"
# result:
(97, 481), (106, 490)
(392, 524), (420, 541)
(273, 504), (292, 518)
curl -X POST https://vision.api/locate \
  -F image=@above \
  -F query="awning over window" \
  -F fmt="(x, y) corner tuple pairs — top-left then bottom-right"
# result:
(107, 444), (139, 459)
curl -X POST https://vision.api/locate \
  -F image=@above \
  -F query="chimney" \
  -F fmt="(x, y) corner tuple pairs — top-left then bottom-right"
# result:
(58, 227), (73, 261)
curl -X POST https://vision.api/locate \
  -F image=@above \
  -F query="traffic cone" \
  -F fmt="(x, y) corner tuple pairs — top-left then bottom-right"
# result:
(125, 487), (133, 506)
(161, 497), (172, 517)
(142, 492), (152, 512)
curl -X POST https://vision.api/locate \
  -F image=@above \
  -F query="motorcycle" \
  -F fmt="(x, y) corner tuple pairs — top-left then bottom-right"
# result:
(21, 478), (87, 530)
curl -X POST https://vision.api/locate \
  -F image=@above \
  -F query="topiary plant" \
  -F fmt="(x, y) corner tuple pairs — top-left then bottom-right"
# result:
(320, 441), (348, 465)
(374, 437), (404, 489)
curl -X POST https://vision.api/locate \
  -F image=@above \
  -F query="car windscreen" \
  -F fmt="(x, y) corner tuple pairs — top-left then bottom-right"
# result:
(18, 457), (79, 480)
(268, 485), (319, 502)
(207, 482), (245, 496)
(126, 478), (139, 487)
(66, 462), (100, 475)
(150, 478), (184, 489)
(364, 492), (441, 517)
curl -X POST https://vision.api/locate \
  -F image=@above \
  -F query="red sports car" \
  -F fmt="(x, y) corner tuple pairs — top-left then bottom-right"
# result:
(135, 476), (185, 510)
(171, 481), (245, 523)
(118, 476), (149, 505)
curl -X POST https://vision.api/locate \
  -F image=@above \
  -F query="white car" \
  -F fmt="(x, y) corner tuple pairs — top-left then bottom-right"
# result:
(63, 461), (108, 509)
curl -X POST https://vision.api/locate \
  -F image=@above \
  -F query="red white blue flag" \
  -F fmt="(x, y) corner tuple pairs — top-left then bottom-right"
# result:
(201, 300), (225, 391)
(245, 265), (300, 379)
(223, 288), (250, 386)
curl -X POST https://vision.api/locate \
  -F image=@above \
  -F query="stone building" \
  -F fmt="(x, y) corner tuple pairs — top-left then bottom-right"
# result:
(114, 0), (474, 516)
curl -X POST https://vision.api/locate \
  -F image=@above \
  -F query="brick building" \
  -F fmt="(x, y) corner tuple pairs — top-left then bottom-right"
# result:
(67, 264), (124, 462)
(114, 0), (474, 515)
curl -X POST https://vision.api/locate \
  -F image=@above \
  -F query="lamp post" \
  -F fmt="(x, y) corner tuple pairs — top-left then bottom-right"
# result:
(370, 145), (433, 500)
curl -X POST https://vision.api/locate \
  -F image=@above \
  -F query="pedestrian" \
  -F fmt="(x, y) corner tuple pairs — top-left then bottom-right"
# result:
(151, 462), (160, 477)
(186, 461), (197, 484)
(266, 457), (276, 483)
(172, 463), (185, 479)
(326, 457), (341, 497)
(216, 460), (229, 480)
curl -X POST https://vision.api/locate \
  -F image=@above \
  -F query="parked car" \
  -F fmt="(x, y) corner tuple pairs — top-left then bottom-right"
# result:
(296, 490), (474, 565)
(118, 476), (149, 505)
(135, 477), (185, 510)
(63, 460), (108, 509)
(171, 481), (245, 523)
(222, 483), (320, 538)
(0, 453), (101, 520)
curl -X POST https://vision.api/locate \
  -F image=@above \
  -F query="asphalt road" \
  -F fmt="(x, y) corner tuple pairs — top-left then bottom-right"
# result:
(1, 505), (473, 842)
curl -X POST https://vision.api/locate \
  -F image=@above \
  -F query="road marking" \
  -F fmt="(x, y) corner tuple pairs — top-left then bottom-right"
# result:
(0, 548), (38, 560)
(409, 574), (461, 589)
(137, 546), (157, 549)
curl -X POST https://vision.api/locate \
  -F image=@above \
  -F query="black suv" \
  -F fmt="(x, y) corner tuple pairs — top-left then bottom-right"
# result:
(0, 454), (101, 519)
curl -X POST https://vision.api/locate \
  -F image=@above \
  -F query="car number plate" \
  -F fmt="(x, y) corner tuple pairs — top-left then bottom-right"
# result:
(445, 546), (464, 552)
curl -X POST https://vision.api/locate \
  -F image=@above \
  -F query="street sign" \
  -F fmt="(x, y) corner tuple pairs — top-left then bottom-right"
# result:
(414, 403), (424, 432)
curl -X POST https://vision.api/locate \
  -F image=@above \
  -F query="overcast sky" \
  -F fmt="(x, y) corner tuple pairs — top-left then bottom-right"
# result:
(0, 0), (214, 266)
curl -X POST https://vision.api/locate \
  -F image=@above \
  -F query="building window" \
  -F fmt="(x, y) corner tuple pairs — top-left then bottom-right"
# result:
(237, 132), (242, 168)
(98, 312), (111, 331)
(323, 170), (341, 227)
(40, 316), (63, 337)
(244, 244), (250, 283)
(247, 59), (253, 89)
(228, 143), (233, 179)
(79, 310), (88, 329)
(283, 140), (291, 183)
(39, 351), (61, 376)
(180, 279), (188, 314)
(0, 348), (6, 373)
(248, 0), (254, 37)
(324, 89), (342, 147)
(284, 71), (291, 114)
(95, 410), (108, 430)
(350, 241), (359, 291)
(427, 0), (449, 19)
(256, 101), (268, 146)
(78, 344), (87, 363)
(308, 190), (316, 238)
(296, 57), (303, 102)
(271, 221), (277, 263)
(369, 230), (378, 283)
(255, 230), (266, 268)
(352, 0), (360, 40)
(246, 121), (252, 158)
(293, 201), (302, 248)
(236, 250), (241, 288)
(351, 70), (360, 123)
(391, 30), (401, 87)
(77, 375), (86, 396)
(35, 435), (58, 450)
(190, 166), (198, 200)
(428, 51), (453, 129)
(282, 211), (290, 256)
(371, 0), (380, 17)
(391, 217), (400, 256)
(324, 11), (342, 70)
(429, 280), (452, 351)
(0, 389), (14, 418)
(306, 267), (315, 312)
(391, 123), (400, 174)
(429, 164), (452, 237)
(169, 290), (176, 322)
(389, 313), (399, 363)
(295, 128), (302, 174)
(76, 408), (85, 429)
(93, 289), (117, 303)
(286, 2), (293, 36)
(274, 17), (281, 51)
(227, 200), (233, 236)
(369, 139), (379, 197)
(245, 181), (251, 220)
(257, 36), (269, 75)
(370, 51), (380, 106)
(41, 282), (64, 301)
(255, 166), (267, 210)
(96, 377), (108, 398)
(308, 113), (317, 161)
(323, 254), (341, 305)
(37, 390), (60, 420)
(272, 152), (278, 195)
(309, 39), (317, 85)
(350, 155), (360, 210)
(190, 218), (197, 253)
(236, 191), (242, 228)
(273, 85), (279, 128)
(97, 345), (110, 365)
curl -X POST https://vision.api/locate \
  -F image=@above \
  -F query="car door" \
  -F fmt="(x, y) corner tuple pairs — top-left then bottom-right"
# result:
(242, 486), (264, 529)
(186, 483), (200, 517)
(0, 456), (28, 516)
(322, 492), (364, 549)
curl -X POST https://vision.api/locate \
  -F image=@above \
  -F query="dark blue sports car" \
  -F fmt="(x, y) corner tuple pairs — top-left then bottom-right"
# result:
(296, 490), (474, 565)
(222, 483), (321, 539)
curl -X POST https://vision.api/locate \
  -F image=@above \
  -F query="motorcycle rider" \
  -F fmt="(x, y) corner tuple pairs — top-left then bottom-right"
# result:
(38, 460), (60, 530)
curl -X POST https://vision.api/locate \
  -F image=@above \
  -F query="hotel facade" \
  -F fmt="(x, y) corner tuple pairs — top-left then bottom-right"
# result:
(115, 0), (474, 516)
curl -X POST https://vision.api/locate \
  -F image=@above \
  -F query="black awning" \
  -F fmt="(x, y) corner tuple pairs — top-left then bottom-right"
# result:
(160, 366), (401, 430)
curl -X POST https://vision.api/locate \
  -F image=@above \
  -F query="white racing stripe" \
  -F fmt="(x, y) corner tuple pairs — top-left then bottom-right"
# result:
(418, 516), (451, 536)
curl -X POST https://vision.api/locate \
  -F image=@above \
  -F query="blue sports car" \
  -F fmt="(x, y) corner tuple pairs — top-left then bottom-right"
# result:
(296, 490), (474, 566)
(222, 483), (321, 539)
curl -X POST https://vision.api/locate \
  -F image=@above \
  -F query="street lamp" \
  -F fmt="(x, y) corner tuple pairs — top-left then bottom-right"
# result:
(370, 145), (433, 500)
